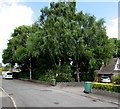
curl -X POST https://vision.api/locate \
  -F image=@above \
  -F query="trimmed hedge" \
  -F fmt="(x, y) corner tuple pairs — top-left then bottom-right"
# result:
(92, 83), (120, 93)
(0, 68), (2, 75)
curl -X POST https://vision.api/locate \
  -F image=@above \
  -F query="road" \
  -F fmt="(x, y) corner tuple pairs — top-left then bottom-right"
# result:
(1, 77), (118, 108)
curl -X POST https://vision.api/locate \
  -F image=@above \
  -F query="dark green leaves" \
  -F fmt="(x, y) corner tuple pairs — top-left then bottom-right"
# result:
(2, 2), (116, 81)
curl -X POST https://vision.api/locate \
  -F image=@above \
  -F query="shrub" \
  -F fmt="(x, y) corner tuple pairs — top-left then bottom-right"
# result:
(19, 71), (30, 79)
(92, 83), (120, 93)
(45, 65), (75, 82)
(44, 70), (56, 82)
(112, 74), (120, 84)
(0, 68), (2, 75)
(112, 85), (120, 93)
(38, 75), (46, 81)
(2, 67), (9, 71)
(80, 71), (96, 82)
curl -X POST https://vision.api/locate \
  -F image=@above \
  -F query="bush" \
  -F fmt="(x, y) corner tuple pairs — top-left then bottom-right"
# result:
(112, 74), (120, 84)
(92, 83), (120, 93)
(112, 85), (120, 93)
(45, 65), (75, 82)
(38, 75), (46, 81)
(44, 70), (56, 82)
(80, 71), (96, 82)
(2, 67), (9, 71)
(19, 71), (30, 79)
(0, 68), (2, 75)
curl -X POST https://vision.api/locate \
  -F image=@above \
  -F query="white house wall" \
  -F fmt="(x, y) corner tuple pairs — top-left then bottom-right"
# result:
(114, 58), (120, 71)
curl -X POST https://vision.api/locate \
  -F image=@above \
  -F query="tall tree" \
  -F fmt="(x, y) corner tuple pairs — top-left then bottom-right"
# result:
(3, 25), (33, 79)
(2, 2), (115, 81)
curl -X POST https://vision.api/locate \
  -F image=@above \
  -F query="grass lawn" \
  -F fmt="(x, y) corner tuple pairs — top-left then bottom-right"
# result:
(0, 68), (2, 75)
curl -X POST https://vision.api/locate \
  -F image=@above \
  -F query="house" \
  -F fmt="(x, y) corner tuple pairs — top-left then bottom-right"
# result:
(98, 58), (120, 82)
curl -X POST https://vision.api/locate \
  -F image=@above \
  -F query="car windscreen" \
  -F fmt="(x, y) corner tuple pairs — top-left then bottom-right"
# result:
(102, 77), (108, 79)
(7, 73), (12, 75)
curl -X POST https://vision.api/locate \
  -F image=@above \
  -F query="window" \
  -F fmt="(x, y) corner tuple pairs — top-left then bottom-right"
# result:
(7, 73), (12, 75)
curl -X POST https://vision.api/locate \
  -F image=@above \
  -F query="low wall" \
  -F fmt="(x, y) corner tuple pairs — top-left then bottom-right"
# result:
(19, 78), (51, 86)
(92, 89), (119, 98)
(19, 78), (84, 87)
(56, 82), (84, 87)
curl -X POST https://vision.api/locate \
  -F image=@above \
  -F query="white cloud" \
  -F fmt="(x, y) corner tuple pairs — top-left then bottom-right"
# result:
(106, 18), (118, 39)
(0, 1), (33, 63)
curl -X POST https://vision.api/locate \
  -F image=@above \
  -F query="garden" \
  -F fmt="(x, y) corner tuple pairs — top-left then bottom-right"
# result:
(92, 73), (120, 93)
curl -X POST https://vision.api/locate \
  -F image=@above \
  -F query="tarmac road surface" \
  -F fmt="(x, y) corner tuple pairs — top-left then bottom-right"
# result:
(1, 77), (119, 108)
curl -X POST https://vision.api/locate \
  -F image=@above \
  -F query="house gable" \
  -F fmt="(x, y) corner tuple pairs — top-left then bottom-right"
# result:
(114, 58), (120, 71)
(98, 58), (120, 74)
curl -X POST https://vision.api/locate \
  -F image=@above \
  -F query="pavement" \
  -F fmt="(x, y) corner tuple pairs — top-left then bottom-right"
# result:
(51, 85), (119, 106)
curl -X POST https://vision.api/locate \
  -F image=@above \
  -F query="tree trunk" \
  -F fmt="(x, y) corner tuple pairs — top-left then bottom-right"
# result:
(76, 62), (80, 82)
(58, 57), (61, 67)
(30, 57), (32, 80)
(77, 72), (80, 82)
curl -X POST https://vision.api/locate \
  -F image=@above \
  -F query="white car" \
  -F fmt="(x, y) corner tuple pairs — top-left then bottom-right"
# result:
(2, 71), (13, 79)
(101, 77), (111, 83)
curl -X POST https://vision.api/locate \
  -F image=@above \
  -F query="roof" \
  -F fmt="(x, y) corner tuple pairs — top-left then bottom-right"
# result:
(98, 58), (120, 74)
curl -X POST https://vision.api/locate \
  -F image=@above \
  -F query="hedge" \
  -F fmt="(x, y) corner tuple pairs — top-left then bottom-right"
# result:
(92, 83), (120, 93)
(112, 73), (120, 84)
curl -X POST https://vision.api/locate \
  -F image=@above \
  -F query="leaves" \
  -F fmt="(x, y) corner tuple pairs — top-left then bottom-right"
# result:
(2, 2), (116, 81)
(13, 46), (27, 62)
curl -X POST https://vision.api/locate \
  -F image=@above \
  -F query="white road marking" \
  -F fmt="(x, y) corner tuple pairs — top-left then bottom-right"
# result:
(0, 87), (18, 109)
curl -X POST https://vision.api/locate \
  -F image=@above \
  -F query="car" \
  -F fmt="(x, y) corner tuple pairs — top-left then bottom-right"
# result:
(101, 77), (111, 83)
(2, 71), (7, 79)
(2, 71), (13, 79)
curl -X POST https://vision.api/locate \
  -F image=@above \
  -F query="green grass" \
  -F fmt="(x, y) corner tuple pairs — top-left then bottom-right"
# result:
(0, 68), (2, 75)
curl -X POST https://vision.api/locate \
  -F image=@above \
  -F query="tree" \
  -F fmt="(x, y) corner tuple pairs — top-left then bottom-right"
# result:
(109, 38), (120, 58)
(2, 2), (115, 82)
(118, 40), (120, 57)
(38, 2), (114, 81)
(3, 25), (33, 79)
(39, 2), (77, 68)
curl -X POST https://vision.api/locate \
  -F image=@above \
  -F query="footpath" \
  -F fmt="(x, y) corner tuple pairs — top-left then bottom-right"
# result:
(51, 85), (119, 106)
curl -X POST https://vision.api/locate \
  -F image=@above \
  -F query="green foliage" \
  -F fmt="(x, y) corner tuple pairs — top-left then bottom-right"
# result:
(113, 85), (120, 93)
(45, 65), (75, 82)
(92, 83), (120, 93)
(109, 38), (120, 58)
(80, 71), (96, 81)
(19, 71), (30, 79)
(0, 68), (2, 75)
(55, 65), (75, 82)
(13, 46), (27, 62)
(44, 70), (56, 82)
(112, 74), (120, 84)
(38, 75), (46, 81)
(2, 67), (9, 71)
(2, 2), (116, 81)
(117, 40), (120, 57)
(92, 83), (114, 91)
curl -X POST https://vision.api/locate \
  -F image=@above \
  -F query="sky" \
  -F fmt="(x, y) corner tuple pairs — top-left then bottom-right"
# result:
(0, 0), (119, 63)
